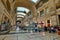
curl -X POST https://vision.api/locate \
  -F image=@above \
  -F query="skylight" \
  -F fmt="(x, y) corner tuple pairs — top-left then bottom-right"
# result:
(17, 7), (30, 13)
(17, 12), (26, 16)
(17, 15), (24, 18)
(31, 0), (38, 3)
(17, 18), (22, 20)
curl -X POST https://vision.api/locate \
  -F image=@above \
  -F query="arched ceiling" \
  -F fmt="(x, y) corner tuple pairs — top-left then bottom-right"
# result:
(11, 0), (37, 25)
(13, 0), (37, 17)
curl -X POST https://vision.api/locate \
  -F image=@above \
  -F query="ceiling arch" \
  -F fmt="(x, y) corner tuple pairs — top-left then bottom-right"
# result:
(12, 0), (37, 25)
(13, 0), (37, 17)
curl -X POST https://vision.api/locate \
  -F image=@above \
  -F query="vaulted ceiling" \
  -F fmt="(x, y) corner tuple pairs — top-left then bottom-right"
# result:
(1, 0), (38, 25)
(13, 0), (37, 14)
(12, 0), (37, 21)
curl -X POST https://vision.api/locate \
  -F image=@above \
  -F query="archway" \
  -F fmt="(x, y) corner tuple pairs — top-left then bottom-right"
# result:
(13, 1), (37, 17)
(11, 1), (37, 26)
(5, 0), (38, 28)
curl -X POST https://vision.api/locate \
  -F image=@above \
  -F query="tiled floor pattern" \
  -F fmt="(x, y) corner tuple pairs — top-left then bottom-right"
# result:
(0, 32), (60, 40)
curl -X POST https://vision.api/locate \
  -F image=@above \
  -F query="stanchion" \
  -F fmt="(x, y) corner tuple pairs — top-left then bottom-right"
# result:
(30, 30), (33, 34)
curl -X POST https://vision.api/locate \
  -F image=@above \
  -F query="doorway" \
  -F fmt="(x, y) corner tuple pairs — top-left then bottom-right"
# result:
(58, 15), (60, 24)
(47, 20), (50, 27)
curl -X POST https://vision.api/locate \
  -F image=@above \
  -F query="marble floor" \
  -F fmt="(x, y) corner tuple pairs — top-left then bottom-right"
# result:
(0, 32), (60, 40)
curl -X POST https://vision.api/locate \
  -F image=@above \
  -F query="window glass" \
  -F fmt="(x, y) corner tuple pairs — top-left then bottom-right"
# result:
(40, 10), (44, 17)
(45, 7), (49, 14)
(31, 0), (38, 3)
